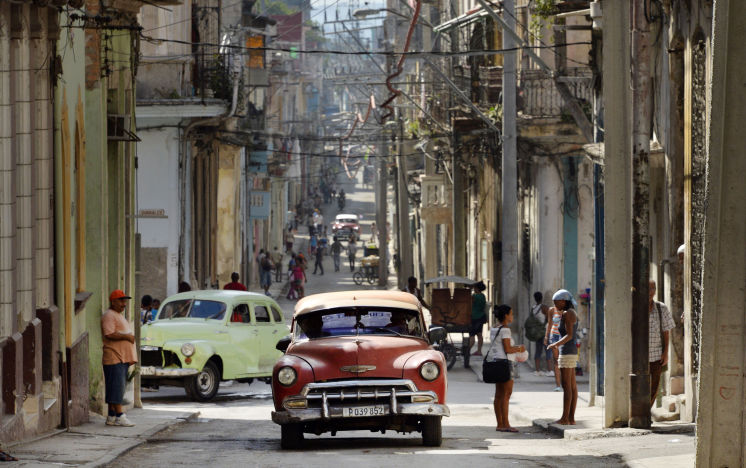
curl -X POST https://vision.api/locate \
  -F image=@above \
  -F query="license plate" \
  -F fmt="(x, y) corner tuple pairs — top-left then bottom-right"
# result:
(342, 405), (387, 417)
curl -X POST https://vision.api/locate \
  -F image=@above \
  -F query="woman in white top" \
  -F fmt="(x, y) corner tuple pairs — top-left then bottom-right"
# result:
(489, 304), (526, 433)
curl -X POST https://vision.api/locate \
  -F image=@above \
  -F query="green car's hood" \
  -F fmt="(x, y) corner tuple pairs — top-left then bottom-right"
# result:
(141, 319), (225, 346)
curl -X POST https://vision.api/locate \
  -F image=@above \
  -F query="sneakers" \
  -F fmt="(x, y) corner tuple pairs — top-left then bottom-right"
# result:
(543, 371), (555, 377)
(105, 415), (116, 426)
(553, 386), (563, 392)
(113, 414), (135, 427)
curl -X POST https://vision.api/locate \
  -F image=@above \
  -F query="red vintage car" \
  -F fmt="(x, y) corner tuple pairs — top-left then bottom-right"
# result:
(330, 214), (360, 240)
(271, 290), (450, 449)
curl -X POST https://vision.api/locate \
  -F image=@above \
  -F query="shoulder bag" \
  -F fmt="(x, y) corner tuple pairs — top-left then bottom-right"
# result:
(482, 326), (511, 383)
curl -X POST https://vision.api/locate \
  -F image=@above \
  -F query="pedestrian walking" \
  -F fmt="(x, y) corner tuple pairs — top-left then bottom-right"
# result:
(648, 280), (675, 406)
(546, 289), (579, 425)
(291, 260), (306, 299)
(330, 236), (342, 272)
(469, 281), (488, 356)
(285, 229), (295, 253)
(347, 238), (358, 272)
(489, 304), (525, 432)
(402, 276), (429, 309)
(286, 254), (298, 300)
(140, 294), (153, 324)
(526, 291), (549, 375)
(272, 247), (284, 282)
(313, 244), (325, 275)
(258, 250), (273, 296)
(102, 290), (137, 427)
(309, 234), (318, 255)
(224, 272), (248, 291)
(545, 297), (564, 391)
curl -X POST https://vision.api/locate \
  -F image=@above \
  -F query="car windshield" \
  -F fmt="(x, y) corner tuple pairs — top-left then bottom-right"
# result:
(294, 307), (423, 340)
(338, 218), (357, 224)
(157, 299), (227, 320)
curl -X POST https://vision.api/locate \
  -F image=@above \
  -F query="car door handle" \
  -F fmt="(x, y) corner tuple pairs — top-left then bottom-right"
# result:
(273, 330), (278, 334)
(215, 331), (228, 334)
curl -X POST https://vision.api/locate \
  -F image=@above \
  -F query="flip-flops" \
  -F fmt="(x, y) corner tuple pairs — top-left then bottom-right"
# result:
(496, 427), (519, 433)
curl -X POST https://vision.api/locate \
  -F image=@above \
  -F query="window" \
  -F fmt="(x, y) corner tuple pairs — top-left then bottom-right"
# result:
(254, 305), (270, 323)
(271, 306), (283, 323)
(231, 304), (251, 323)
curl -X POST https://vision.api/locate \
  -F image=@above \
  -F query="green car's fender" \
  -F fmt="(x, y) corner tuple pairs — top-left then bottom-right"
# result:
(161, 340), (218, 375)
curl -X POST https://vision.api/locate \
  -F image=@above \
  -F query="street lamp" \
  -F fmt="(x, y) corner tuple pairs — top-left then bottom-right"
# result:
(352, 7), (434, 27)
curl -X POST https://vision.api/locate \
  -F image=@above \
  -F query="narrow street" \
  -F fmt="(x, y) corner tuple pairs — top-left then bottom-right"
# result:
(105, 174), (694, 467)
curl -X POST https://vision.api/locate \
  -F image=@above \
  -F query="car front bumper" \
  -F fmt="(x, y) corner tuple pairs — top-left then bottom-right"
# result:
(140, 366), (199, 377)
(271, 379), (450, 424)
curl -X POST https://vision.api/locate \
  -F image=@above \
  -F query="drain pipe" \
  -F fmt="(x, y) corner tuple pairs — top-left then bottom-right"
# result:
(178, 76), (240, 285)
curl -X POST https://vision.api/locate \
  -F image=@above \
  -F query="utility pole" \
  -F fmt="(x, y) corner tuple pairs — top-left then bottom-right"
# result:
(629, 0), (652, 429)
(377, 137), (389, 287)
(396, 116), (412, 287)
(501, 0), (518, 309)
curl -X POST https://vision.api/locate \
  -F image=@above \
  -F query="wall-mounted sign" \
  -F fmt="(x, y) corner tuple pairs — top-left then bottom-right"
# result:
(249, 151), (268, 173)
(137, 209), (167, 218)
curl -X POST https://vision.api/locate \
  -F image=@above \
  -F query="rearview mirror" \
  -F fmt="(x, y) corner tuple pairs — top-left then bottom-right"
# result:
(428, 327), (446, 343)
(276, 335), (291, 352)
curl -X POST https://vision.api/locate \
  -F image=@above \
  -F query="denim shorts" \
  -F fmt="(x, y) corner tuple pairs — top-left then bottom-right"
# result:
(546, 334), (560, 361)
(103, 363), (129, 405)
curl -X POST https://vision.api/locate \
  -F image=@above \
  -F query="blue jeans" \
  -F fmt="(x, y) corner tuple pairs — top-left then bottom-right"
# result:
(546, 334), (560, 361)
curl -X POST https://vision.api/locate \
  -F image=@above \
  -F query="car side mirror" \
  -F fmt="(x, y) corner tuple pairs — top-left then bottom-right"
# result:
(428, 327), (446, 343)
(276, 335), (292, 352)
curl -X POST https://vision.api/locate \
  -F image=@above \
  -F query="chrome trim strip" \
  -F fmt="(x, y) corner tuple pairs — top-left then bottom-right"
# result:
(300, 379), (418, 396)
(390, 388), (397, 415)
(273, 403), (450, 424)
(139, 366), (199, 377)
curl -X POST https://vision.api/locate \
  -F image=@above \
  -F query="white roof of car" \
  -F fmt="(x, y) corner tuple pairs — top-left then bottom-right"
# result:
(335, 214), (358, 220)
(294, 290), (420, 317)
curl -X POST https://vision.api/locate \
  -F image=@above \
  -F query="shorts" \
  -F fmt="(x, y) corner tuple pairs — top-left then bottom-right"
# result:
(260, 270), (272, 287)
(546, 334), (560, 361)
(558, 354), (578, 369)
(103, 363), (129, 405)
(469, 316), (487, 337)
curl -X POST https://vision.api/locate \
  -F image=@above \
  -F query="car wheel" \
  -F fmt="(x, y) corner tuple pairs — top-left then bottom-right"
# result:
(440, 343), (457, 370)
(186, 360), (220, 402)
(421, 416), (442, 447)
(280, 423), (304, 449)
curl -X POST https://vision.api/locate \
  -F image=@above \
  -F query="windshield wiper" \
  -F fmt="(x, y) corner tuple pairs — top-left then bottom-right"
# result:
(371, 327), (404, 337)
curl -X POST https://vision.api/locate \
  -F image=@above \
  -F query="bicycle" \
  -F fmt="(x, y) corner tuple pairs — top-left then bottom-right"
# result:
(352, 265), (378, 285)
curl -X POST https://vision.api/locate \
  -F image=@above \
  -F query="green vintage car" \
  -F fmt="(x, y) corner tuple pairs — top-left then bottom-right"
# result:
(140, 290), (289, 401)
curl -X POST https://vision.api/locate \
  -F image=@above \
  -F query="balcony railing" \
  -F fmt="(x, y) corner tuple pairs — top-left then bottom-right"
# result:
(519, 67), (593, 117)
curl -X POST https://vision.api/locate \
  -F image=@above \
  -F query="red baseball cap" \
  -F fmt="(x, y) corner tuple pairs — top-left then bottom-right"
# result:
(109, 290), (132, 301)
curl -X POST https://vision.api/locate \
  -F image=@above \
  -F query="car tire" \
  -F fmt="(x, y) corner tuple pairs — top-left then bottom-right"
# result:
(186, 360), (220, 402)
(280, 423), (304, 449)
(440, 343), (457, 370)
(421, 416), (442, 447)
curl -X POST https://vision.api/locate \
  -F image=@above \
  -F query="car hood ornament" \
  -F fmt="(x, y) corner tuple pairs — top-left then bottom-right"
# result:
(340, 365), (376, 373)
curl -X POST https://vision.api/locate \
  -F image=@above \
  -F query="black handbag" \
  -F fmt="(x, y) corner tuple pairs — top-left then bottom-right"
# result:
(482, 326), (511, 383)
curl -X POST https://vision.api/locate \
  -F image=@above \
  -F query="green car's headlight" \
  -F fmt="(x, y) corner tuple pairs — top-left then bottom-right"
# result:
(277, 366), (297, 386)
(419, 361), (440, 381)
(181, 343), (196, 357)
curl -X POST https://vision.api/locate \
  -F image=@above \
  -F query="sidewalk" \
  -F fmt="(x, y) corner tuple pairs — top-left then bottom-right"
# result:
(467, 356), (695, 440)
(5, 408), (198, 467)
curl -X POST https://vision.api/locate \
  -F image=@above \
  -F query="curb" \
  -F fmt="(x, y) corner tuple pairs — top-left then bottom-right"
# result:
(82, 411), (200, 468)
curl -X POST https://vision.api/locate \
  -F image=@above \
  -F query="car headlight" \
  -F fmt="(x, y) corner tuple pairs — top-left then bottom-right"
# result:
(180, 343), (195, 357)
(277, 366), (297, 386)
(419, 361), (440, 381)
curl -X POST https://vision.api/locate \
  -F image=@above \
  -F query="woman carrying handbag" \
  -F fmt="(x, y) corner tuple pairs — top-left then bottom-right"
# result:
(484, 304), (525, 433)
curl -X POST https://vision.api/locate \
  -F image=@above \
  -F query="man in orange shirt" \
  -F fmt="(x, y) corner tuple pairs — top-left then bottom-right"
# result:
(102, 290), (138, 427)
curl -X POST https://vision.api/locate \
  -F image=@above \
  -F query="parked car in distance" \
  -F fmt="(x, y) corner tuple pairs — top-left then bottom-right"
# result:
(331, 214), (360, 239)
(271, 290), (450, 449)
(141, 290), (289, 401)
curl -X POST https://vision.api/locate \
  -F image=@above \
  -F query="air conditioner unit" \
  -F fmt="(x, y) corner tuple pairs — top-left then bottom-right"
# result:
(107, 114), (140, 142)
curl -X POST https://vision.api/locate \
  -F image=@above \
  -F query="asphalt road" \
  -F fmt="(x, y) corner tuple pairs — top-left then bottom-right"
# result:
(108, 173), (695, 467)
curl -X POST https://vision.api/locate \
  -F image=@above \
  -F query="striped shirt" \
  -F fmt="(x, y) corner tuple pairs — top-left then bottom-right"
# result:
(549, 307), (562, 336)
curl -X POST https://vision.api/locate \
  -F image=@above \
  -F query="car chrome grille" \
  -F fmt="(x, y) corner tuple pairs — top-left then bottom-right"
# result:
(302, 379), (418, 407)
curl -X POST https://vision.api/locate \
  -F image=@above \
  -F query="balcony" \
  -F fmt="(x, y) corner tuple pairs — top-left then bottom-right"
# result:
(519, 67), (593, 118)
